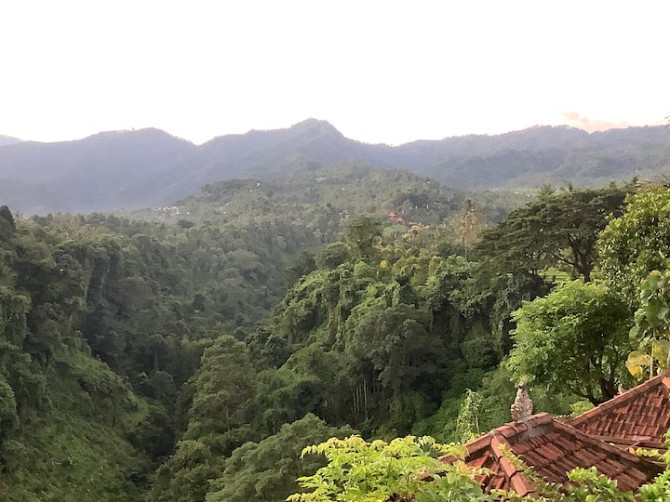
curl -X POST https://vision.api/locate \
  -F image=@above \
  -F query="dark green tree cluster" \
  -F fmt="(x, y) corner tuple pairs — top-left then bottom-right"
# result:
(287, 184), (670, 501)
(146, 183), (637, 501)
(0, 208), (152, 500)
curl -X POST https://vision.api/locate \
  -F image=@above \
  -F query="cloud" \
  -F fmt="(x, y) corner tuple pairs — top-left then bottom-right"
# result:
(561, 111), (630, 132)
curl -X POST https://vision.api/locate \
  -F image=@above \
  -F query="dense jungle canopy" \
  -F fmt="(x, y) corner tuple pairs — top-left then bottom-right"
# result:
(3, 160), (670, 500)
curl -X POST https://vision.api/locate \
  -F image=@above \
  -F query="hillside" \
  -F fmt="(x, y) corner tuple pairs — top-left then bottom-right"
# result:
(0, 178), (650, 500)
(138, 163), (514, 221)
(1, 120), (668, 215)
(0, 129), (195, 213)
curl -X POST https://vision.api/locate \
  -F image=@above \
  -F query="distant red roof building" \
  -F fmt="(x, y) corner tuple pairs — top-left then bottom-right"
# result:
(441, 412), (663, 497)
(569, 374), (670, 452)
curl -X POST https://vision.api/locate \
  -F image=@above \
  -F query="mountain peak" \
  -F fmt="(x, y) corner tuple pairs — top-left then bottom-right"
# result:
(85, 127), (187, 140)
(290, 118), (343, 137)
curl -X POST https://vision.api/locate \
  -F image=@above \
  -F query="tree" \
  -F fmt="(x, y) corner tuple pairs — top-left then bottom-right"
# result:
(508, 280), (632, 404)
(342, 215), (382, 263)
(598, 186), (670, 307)
(149, 439), (219, 502)
(454, 389), (483, 443)
(314, 242), (350, 270)
(0, 377), (18, 442)
(0, 206), (15, 242)
(206, 414), (355, 502)
(185, 336), (258, 455)
(476, 186), (628, 281)
(455, 199), (482, 261)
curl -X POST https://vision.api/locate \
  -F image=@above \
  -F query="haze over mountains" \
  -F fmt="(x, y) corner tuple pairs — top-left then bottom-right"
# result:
(1, 119), (668, 214)
(0, 134), (22, 147)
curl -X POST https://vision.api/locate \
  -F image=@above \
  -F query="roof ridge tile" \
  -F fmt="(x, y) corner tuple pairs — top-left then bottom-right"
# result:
(570, 375), (669, 426)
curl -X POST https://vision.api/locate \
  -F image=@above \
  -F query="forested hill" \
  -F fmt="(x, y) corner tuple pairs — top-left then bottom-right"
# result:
(1, 120), (668, 214)
(133, 164), (527, 230)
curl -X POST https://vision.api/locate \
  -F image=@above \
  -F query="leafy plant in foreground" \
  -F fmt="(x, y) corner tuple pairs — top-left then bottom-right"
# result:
(627, 270), (670, 379)
(287, 435), (491, 502)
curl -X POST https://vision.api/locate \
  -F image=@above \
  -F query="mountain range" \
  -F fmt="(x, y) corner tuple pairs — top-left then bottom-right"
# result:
(1, 119), (669, 214)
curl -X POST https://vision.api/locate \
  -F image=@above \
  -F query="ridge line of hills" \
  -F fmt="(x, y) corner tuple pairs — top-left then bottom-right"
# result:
(1, 118), (669, 215)
(2, 118), (662, 148)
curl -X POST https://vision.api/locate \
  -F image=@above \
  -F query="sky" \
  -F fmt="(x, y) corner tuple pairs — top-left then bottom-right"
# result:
(1, 0), (668, 145)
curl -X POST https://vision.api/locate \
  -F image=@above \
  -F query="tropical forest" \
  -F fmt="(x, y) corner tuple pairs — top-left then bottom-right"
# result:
(2, 121), (670, 501)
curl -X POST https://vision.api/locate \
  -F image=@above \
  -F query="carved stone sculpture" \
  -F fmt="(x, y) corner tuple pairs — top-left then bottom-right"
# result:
(511, 382), (533, 421)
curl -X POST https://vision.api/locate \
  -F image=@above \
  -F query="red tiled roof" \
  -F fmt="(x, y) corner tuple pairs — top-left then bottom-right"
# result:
(440, 412), (663, 496)
(570, 375), (670, 451)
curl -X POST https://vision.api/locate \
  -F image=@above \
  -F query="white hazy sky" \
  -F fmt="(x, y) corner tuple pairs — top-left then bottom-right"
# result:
(1, 0), (668, 145)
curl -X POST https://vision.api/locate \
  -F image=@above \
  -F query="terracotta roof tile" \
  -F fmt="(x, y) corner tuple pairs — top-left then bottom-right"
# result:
(510, 472), (533, 495)
(466, 434), (494, 454)
(570, 374), (670, 451)
(440, 411), (663, 496)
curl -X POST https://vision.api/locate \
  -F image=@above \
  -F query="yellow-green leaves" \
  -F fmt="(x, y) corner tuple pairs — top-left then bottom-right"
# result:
(627, 270), (670, 380)
(626, 351), (654, 380)
(289, 435), (481, 502)
(597, 187), (670, 308)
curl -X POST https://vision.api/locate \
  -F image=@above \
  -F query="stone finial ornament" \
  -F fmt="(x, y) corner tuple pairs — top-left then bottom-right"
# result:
(510, 381), (533, 421)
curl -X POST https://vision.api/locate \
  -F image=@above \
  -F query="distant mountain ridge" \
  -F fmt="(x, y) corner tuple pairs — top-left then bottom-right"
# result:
(0, 134), (22, 146)
(1, 119), (669, 214)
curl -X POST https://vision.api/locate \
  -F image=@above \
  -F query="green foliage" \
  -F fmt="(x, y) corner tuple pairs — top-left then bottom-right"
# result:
(1, 179), (622, 501)
(206, 414), (355, 502)
(185, 336), (257, 455)
(476, 185), (628, 281)
(569, 400), (594, 417)
(289, 431), (670, 502)
(0, 350), (149, 501)
(165, 165), (471, 237)
(130, 405), (175, 464)
(454, 389), (483, 443)
(343, 215), (383, 263)
(0, 167), (649, 500)
(427, 365), (579, 440)
(565, 467), (636, 501)
(454, 199), (483, 260)
(314, 242), (350, 270)
(288, 435), (489, 502)
(149, 439), (219, 502)
(627, 270), (670, 379)
(0, 376), (18, 440)
(0, 205), (16, 242)
(598, 186), (670, 307)
(508, 281), (632, 404)
(267, 245), (475, 436)
(0, 215), (163, 500)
